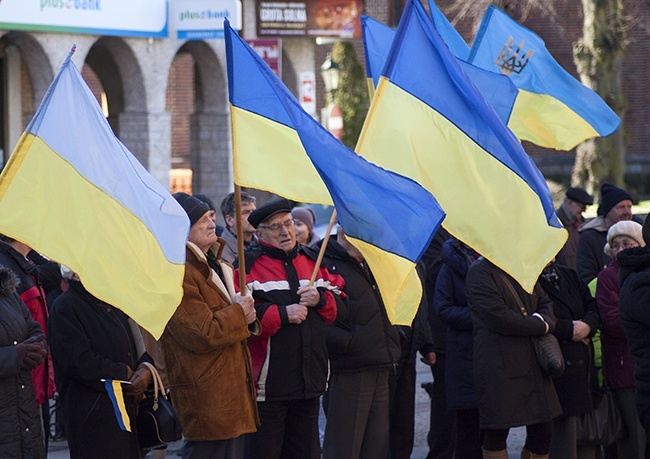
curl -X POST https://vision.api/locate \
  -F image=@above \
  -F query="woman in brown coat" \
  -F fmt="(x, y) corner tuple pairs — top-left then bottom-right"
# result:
(160, 193), (260, 459)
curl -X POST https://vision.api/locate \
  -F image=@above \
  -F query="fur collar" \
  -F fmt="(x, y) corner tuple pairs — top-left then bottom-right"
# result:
(0, 266), (19, 295)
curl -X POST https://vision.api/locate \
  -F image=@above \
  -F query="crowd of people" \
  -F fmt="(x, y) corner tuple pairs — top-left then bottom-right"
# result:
(6, 182), (650, 459)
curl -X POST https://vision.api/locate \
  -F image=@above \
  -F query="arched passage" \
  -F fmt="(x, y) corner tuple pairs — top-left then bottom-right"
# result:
(166, 41), (230, 203)
(0, 32), (52, 164)
(84, 37), (149, 167)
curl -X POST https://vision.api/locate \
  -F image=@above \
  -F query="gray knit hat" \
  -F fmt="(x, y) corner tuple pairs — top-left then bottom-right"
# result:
(604, 220), (645, 257)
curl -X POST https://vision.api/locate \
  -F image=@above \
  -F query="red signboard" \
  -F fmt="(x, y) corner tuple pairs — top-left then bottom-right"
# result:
(245, 38), (282, 76)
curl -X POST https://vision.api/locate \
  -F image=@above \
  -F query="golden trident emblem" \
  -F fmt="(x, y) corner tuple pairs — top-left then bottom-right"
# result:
(495, 36), (534, 75)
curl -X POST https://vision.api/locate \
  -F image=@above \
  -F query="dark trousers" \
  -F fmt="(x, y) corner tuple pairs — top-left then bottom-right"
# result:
(637, 402), (650, 458)
(323, 370), (390, 459)
(183, 436), (244, 459)
(426, 355), (456, 459)
(455, 409), (482, 459)
(389, 358), (416, 459)
(244, 398), (320, 459)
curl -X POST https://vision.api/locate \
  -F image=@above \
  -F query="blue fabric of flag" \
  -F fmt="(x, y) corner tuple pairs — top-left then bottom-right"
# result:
(361, 13), (517, 127)
(383, 0), (560, 228)
(468, 5), (620, 138)
(427, 0), (470, 59)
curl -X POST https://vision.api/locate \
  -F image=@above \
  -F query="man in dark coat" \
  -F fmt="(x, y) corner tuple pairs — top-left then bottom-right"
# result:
(467, 257), (562, 459)
(434, 237), (481, 458)
(555, 187), (593, 270)
(421, 227), (457, 459)
(577, 183), (633, 284)
(390, 261), (437, 459)
(315, 227), (400, 459)
(618, 216), (650, 447)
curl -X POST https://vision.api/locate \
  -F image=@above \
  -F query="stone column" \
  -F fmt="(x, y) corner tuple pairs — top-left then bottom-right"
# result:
(190, 111), (232, 202)
(145, 111), (173, 189)
(118, 111), (150, 169)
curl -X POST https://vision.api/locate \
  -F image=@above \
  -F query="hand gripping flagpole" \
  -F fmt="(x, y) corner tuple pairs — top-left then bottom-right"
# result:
(308, 209), (338, 286)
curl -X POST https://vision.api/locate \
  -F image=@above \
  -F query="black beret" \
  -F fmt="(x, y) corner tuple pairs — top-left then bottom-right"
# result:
(193, 193), (216, 211)
(248, 198), (292, 229)
(173, 192), (210, 226)
(597, 183), (633, 217)
(565, 187), (593, 206)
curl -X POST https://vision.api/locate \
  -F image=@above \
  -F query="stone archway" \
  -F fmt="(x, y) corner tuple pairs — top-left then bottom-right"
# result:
(166, 41), (230, 204)
(84, 37), (149, 167)
(0, 32), (52, 163)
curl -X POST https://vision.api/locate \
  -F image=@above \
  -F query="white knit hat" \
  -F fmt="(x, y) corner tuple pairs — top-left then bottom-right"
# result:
(604, 220), (645, 257)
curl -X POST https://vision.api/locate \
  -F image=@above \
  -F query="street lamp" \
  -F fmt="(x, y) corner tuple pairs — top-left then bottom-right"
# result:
(320, 53), (340, 101)
(320, 53), (343, 139)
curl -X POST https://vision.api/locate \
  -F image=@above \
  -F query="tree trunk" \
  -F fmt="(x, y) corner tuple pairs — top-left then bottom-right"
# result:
(571, 0), (627, 195)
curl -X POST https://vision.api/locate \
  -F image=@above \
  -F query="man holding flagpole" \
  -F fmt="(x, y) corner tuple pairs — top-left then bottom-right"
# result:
(236, 198), (344, 459)
(160, 193), (259, 459)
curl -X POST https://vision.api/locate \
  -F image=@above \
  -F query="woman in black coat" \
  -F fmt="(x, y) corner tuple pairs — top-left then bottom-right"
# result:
(539, 262), (600, 459)
(48, 273), (152, 459)
(0, 266), (47, 459)
(467, 257), (562, 459)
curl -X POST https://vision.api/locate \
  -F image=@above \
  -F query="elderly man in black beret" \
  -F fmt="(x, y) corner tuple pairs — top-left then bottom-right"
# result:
(555, 186), (593, 270)
(234, 198), (345, 459)
(577, 183), (634, 284)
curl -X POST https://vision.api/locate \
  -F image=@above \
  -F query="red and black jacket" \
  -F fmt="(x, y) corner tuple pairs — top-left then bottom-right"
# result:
(0, 242), (56, 404)
(235, 242), (345, 402)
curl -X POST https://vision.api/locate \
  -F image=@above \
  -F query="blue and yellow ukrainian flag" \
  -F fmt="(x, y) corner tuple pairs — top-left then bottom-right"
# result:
(469, 5), (621, 150)
(225, 20), (446, 324)
(427, 0), (469, 60)
(361, 14), (517, 126)
(357, 0), (567, 293)
(0, 47), (189, 339)
(104, 380), (131, 432)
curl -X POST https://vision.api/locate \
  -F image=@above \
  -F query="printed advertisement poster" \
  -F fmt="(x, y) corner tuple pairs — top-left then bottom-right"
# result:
(307, 0), (362, 37)
(257, 0), (362, 38)
(245, 39), (282, 76)
(299, 71), (316, 116)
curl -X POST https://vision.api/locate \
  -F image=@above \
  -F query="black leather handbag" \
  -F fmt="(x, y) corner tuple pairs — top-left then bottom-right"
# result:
(577, 385), (626, 446)
(498, 270), (565, 378)
(530, 333), (565, 378)
(136, 362), (183, 449)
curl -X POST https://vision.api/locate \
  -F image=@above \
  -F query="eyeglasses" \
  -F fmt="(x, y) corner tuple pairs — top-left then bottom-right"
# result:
(611, 240), (638, 252)
(258, 219), (295, 233)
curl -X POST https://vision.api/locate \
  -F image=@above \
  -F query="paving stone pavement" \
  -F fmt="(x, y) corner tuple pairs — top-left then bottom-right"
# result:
(46, 359), (526, 458)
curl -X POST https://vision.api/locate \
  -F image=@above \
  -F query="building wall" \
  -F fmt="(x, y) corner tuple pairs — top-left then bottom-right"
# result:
(1, 0), (648, 202)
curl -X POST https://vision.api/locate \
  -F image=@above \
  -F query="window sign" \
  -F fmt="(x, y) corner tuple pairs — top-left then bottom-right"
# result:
(173, 0), (242, 40)
(0, 0), (168, 38)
